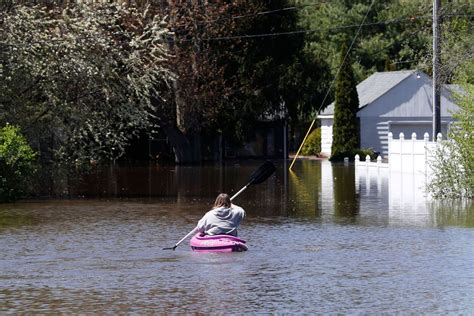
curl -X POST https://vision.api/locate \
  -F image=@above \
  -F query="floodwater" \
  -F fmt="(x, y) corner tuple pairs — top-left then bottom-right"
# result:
(1, 160), (473, 314)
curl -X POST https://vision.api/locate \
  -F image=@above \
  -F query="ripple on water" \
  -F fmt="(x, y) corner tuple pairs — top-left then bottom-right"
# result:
(1, 161), (473, 313)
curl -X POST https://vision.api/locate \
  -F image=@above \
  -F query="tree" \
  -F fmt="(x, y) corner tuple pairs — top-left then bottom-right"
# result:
(0, 3), (173, 165)
(164, 0), (324, 162)
(163, 0), (262, 163)
(330, 43), (360, 161)
(426, 16), (474, 199)
(299, 0), (432, 82)
(438, 3), (474, 84)
(0, 125), (37, 202)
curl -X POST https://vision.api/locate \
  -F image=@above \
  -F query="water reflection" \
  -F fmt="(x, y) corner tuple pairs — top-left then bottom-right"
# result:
(1, 160), (474, 314)
(6, 160), (473, 229)
(287, 162), (321, 218)
(0, 209), (36, 229)
(332, 163), (360, 219)
(354, 162), (473, 228)
(429, 200), (474, 228)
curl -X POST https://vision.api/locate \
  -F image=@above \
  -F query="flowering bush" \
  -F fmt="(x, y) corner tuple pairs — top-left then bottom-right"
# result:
(0, 3), (173, 164)
(427, 84), (473, 199)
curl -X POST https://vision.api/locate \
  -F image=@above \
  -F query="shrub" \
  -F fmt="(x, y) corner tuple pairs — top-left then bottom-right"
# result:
(427, 84), (473, 199)
(0, 125), (37, 202)
(330, 148), (376, 162)
(301, 128), (321, 156)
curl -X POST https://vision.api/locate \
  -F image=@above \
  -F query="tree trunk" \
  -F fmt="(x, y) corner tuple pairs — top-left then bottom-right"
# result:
(159, 120), (201, 164)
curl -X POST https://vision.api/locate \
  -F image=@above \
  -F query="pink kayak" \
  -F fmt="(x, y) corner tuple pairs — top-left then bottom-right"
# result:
(190, 233), (248, 252)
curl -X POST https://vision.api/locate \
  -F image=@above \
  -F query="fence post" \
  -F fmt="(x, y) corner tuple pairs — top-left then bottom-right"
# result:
(437, 133), (443, 142)
(355, 154), (360, 165)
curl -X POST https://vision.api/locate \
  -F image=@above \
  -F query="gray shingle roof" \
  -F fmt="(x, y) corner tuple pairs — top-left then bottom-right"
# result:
(319, 70), (416, 116)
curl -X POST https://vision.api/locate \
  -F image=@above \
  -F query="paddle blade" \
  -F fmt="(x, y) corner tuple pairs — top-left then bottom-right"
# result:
(248, 161), (276, 185)
(163, 246), (177, 251)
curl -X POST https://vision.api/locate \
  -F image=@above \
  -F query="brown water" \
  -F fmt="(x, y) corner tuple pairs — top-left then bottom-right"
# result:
(1, 160), (473, 314)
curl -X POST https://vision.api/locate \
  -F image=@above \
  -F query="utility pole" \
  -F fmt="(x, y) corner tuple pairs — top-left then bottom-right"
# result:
(432, 0), (441, 140)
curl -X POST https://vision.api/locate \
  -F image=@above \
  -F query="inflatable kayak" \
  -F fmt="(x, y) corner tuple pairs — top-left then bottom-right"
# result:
(190, 233), (248, 252)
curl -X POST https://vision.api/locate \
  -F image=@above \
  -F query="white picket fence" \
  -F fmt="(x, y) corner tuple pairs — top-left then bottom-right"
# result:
(355, 132), (443, 175)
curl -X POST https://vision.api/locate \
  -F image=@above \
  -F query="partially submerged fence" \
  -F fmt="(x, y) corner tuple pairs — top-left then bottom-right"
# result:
(355, 132), (443, 212)
(355, 132), (443, 175)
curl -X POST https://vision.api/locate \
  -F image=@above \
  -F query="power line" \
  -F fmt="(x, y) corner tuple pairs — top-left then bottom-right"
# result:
(212, 1), (328, 21)
(171, 1), (329, 28)
(202, 16), (427, 41)
(174, 13), (473, 43)
(315, 0), (376, 114)
(289, 0), (377, 171)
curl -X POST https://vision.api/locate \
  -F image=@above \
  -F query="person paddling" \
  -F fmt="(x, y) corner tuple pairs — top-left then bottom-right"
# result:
(196, 193), (245, 237)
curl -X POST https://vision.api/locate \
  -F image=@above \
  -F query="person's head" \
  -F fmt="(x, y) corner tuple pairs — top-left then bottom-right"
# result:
(213, 193), (231, 209)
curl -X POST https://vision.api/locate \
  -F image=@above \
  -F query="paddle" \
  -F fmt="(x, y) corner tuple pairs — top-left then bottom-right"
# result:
(163, 160), (276, 250)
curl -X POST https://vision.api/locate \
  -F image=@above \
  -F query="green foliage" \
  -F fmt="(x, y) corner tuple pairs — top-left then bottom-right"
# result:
(0, 3), (173, 165)
(330, 148), (376, 162)
(298, 0), (432, 83)
(355, 148), (378, 161)
(301, 128), (321, 156)
(442, 11), (474, 84)
(169, 0), (326, 143)
(0, 125), (37, 202)
(427, 84), (474, 199)
(331, 43), (360, 161)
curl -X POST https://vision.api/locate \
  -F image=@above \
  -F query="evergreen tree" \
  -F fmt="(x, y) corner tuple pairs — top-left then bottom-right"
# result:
(330, 43), (360, 161)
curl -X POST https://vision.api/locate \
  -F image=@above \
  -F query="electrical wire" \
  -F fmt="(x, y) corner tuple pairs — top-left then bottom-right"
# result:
(289, 0), (377, 171)
(170, 1), (329, 28)
(174, 14), (474, 43)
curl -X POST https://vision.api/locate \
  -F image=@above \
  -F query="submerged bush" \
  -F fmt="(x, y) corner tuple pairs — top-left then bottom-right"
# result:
(330, 148), (376, 162)
(301, 128), (321, 156)
(427, 84), (473, 199)
(0, 125), (37, 202)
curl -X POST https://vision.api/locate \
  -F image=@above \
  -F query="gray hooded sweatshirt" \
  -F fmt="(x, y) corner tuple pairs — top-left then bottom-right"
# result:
(197, 204), (245, 236)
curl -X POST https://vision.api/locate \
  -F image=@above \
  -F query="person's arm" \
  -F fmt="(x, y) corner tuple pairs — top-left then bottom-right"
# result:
(231, 204), (245, 219)
(196, 212), (209, 233)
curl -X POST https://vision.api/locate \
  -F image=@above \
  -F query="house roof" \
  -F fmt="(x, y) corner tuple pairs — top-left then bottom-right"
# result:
(318, 70), (416, 117)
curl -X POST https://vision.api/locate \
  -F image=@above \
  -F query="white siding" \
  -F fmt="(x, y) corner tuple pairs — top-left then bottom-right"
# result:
(320, 118), (333, 156)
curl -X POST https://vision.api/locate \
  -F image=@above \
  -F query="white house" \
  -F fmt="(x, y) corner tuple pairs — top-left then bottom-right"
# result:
(318, 70), (460, 158)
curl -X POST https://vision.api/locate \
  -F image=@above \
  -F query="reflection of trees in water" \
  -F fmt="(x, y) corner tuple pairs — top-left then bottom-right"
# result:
(0, 209), (36, 229)
(43, 162), (283, 207)
(429, 200), (474, 228)
(332, 164), (359, 219)
(287, 160), (321, 218)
